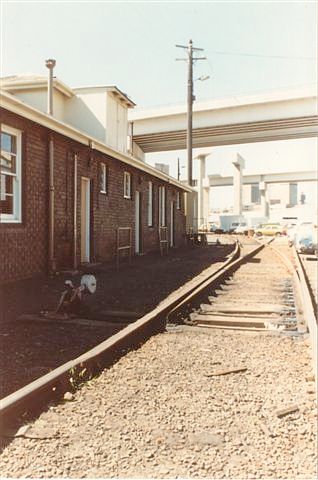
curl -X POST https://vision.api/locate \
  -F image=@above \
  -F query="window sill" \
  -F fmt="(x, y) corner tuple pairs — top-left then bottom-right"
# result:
(100, 190), (107, 195)
(0, 217), (22, 223)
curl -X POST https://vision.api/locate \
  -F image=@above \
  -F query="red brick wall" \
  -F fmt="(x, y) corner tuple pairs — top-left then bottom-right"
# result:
(0, 109), (186, 283)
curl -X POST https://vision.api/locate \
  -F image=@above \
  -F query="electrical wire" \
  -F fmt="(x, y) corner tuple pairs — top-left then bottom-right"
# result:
(205, 50), (316, 61)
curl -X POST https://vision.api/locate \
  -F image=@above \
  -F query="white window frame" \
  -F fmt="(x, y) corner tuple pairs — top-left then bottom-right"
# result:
(124, 171), (131, 199)
(159, 186), (166, 227)
(0, 125), (22, 223)
(147, 181), (153, 226)
(100, 162), (107, 194)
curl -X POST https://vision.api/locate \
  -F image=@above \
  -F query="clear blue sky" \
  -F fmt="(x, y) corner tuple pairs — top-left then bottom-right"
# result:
(1, 0), (317, 206)
(1, 1), (317, 106)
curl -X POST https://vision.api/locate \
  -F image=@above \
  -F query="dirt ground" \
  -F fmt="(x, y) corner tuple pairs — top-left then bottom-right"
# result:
(0, 240), (234, 398)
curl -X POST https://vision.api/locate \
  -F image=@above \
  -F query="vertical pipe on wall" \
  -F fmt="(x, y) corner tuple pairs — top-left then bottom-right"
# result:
(73, 153), (78, 270)
(46, 59), (56, 274)
(48, 133), (56, 273)
(45, 58), (56, 116)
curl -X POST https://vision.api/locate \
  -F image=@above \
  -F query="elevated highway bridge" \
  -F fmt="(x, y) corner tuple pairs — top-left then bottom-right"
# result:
(129, 87), (318, 153)
(208, 170), (317, 187)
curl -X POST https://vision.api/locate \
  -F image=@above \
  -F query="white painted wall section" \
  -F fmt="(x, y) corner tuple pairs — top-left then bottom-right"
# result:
(66, 90), (107, 143)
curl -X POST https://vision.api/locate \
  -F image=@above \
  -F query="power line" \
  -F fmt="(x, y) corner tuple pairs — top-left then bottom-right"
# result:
(205, 50), (316, 61)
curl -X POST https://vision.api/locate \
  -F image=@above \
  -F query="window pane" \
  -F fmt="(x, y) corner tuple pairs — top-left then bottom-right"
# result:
(124, 172), (130, 197)
(0, 174), (5, 200)
(1, 132), (16, 154)
(5, 174), (13, 194)
(0, 196), (13, 214)
(0, 175), (13, 214)
(1, 152), (16, 174)
(100, 163), (106, 191)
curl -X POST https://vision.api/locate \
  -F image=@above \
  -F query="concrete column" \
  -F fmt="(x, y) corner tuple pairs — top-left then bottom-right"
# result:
(260, 181), (269, 218)
(196, 153), (209, 230)
(202, 186), (210, 227)
(232, 154), (245, 215)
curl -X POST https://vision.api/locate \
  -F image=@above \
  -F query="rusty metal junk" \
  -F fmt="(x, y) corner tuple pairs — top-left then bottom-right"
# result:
(56, 275), (97, 317)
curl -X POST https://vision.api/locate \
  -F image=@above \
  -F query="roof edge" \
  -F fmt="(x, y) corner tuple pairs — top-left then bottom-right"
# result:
(73, 85), (136, 107)
(0, 77), (74, 98)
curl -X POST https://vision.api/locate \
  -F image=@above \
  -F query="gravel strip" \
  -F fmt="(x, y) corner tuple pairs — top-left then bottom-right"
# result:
(1, 328), (316, 479)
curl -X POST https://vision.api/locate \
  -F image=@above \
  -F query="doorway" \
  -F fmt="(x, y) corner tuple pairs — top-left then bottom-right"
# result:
(81, 177), (90, 263)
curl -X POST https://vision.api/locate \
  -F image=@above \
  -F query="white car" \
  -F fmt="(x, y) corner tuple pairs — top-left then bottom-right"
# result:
(294, 225), (318, 254)
(234, 223), (248, 234)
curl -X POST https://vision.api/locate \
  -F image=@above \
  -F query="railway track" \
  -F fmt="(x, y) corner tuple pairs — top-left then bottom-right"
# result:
(173, 240), (301, 333)
(0, 236), (316, 430)
(298, 252), (318, 313)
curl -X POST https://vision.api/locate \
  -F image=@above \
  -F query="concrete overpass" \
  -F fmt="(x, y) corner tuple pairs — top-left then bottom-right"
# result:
(196, 163), (317, 225)
(208, 170), (318, 187)
(129, 87), (318, 153)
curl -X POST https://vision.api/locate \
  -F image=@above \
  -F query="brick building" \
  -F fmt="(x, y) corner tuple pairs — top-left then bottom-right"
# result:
(0, 82), (190, 284)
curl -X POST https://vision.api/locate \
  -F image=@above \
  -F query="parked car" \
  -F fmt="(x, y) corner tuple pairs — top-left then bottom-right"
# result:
(234, 223), (248, 234)
(209, 223), (219, 233)
(294, 225), (318, 254)
(254, 223), (286, 237)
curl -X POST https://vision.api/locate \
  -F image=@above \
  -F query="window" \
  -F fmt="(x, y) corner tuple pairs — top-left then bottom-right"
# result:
(147, 181), (153, 226)
(159, 186), (166, 227)
(176, 191), (181, 210)
(100, 162), (107, 193)
(124, 171), (131, 199)
(0, 125), (22, 222)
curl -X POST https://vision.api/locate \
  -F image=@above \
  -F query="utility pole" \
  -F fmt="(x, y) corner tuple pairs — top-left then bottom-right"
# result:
(176, 40), (206, 186)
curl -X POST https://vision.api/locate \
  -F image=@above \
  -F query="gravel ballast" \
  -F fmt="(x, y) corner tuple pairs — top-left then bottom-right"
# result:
(0, 327), (316, 479)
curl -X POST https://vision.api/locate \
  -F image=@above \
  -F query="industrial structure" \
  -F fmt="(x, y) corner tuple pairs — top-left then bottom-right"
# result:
(129, 87), (318, 227)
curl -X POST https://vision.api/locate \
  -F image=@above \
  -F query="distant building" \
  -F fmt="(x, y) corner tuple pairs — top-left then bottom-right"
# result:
(269, 183), (298, 207)
(242, 182), (298, 208)
(243, 184), (261, 206)
(155, 163), (170, 175)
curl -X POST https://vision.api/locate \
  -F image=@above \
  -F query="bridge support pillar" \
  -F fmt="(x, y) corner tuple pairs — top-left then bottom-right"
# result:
(196, 153), (210, 230)
(232, 154), (245, 215)
(260, 181), (269, 218)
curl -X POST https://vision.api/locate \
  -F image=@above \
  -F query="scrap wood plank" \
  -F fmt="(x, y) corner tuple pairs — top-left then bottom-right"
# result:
(275, 405), (299, 418)
(196, 324), (267, 332)
(200, 303), (286, 314)
(190, 313), (266, 328)
(205, 366), (248, 377)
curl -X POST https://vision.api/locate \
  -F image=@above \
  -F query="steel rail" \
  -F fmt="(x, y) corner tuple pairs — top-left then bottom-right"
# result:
(1, 241), (240, 427)
(266, 241), (317, 380)
(292, 247), (317, 379)
(167, 240), (267, 321)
